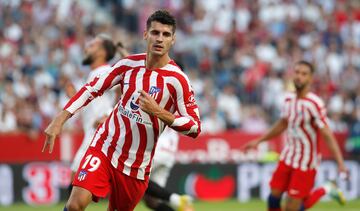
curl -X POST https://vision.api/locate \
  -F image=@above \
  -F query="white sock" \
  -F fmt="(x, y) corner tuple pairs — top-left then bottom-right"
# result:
(169, 193), (181, 208)
(323, 183), (332, 194)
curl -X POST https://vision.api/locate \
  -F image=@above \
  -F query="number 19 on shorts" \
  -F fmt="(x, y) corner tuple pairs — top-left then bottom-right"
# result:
(81, 154), (101, 172)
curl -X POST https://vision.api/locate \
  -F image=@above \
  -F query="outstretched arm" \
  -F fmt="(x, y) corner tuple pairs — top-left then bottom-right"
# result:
(244, 118), (288, 150)
(42, 110), (72, 153)
(42, 59), (129, 153)
(320, 126), (347, 176)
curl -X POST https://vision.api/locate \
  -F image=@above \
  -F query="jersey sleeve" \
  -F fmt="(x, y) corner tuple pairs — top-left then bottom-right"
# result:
(168, 74), (201, 138)
(279, 93), (292, 119)
(313, 101), (328, 129)
(280, 100), (289, 119)
(63, 60), (129, 114)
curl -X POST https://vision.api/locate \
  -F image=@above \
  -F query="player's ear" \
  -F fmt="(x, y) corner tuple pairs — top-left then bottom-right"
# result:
(171, 33), (176, 45)
(143, 30), (148, 40)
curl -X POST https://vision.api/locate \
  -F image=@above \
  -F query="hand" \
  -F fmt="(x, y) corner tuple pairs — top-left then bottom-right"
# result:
(138, 90), (161, 115)
(243, 140), (261, 152)
(93, 115), (108, 128)
(116, 41), (129, 58)
(338, 165), (349, 180)
(42, 121), (62, 153)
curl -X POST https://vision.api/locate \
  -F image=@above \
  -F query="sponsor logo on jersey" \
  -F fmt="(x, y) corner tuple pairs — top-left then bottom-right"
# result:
(119, 105), (152, 125)
(129, 86), (161, 111)
(78, 170), (87, 181)
(186, 92), (196, 108)
(130, 96), (140, 111)
(188, 94), (195, 103)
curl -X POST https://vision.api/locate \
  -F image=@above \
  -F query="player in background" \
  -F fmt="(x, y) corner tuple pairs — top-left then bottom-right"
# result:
(144, 127), (193, 211)
(42, 10), (201, 211)
(64, 34), (128, 192)
(244, 61), (347, 211)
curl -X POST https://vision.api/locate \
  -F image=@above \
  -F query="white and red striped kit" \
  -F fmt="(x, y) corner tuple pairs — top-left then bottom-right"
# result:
(279, 92), (328, 171)
(64, 54), (201, 180)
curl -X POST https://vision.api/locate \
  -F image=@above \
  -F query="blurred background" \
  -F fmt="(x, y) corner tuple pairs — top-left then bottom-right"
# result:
(0, 0), (360, 210)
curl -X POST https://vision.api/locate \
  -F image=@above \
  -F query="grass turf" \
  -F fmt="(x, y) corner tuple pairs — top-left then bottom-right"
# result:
(1, 199), (359, 211)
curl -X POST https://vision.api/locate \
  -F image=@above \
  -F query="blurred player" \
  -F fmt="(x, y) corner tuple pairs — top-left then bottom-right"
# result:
(42, 10), (201, 211)
(144, 127), (193, 211)
(245, 61), (347, 211)
(65, 34), (127, 191)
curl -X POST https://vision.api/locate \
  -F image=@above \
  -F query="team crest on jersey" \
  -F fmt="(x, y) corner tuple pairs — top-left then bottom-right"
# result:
(148, 86), (161, 99)
(77, 170), (87, 181)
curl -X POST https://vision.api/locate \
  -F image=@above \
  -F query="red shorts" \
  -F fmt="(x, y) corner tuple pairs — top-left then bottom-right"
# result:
(73, 148), (148, 211)
(270, 161), (316, 199)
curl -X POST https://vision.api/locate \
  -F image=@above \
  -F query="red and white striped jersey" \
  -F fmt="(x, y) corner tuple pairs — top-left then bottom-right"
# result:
(64, 53), (201, 180)
(279, 92), (328, 171)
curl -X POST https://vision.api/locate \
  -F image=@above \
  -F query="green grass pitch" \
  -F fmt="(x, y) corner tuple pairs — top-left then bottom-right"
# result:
(1, 199), (360, 211)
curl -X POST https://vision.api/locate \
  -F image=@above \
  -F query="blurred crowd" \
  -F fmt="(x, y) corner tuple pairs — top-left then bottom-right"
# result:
(0, 0), (360, 151)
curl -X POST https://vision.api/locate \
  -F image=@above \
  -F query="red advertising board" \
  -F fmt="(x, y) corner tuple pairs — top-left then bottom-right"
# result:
(176, 131), (349, 163)
(0, 133), (83, 163)
(0, 131), (348, 163)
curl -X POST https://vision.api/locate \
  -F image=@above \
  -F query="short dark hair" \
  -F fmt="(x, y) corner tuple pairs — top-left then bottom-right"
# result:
(146, 10), (176, 33)
(98, 34), (116, 62)
(296, 60), (314, 74)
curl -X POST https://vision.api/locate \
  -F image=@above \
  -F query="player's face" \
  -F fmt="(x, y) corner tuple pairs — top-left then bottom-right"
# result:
(144, 21), (175, 56)
(293, 64), (312, 91)
(82, 38), (103, 65)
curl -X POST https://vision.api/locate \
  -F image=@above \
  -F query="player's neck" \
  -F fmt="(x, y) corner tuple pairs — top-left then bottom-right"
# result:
(90, 59), (107, 71)
(146, 53), (170, 70)
(296, 87), (310, 98)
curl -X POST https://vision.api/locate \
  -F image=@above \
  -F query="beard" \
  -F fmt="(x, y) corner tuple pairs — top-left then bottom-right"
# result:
(294, 81), (306, 92)
(82, 54), (94, 65)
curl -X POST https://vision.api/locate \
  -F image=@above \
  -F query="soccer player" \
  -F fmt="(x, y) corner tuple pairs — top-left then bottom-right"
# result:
(144, 127), (193, 211)
(244, 61), (347, 211)
(65, 34), (126, 191)
(42, 10), (201, 211)
(71, 34), (191, 211)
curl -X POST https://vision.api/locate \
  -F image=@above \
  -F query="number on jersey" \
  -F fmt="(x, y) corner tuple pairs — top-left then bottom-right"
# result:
(81, 155), (101, 172)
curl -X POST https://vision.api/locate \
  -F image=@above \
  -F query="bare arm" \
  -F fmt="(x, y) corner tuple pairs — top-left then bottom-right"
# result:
(42, 110), (72, 153)
(116, 41), (130, 58)
(244, 118), (288, 150)
(152, 107), (175, 126)
(320, 126), (347, 174)
(64, 80), (76, 98)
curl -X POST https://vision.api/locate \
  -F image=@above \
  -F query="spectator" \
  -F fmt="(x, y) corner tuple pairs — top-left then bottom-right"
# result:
(218, 85), (242, 129)
(201, 97), (226, 134)
(242, 105), (268, 134)
(0, 0), (358, 141)
(0, 102), (17, 133)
